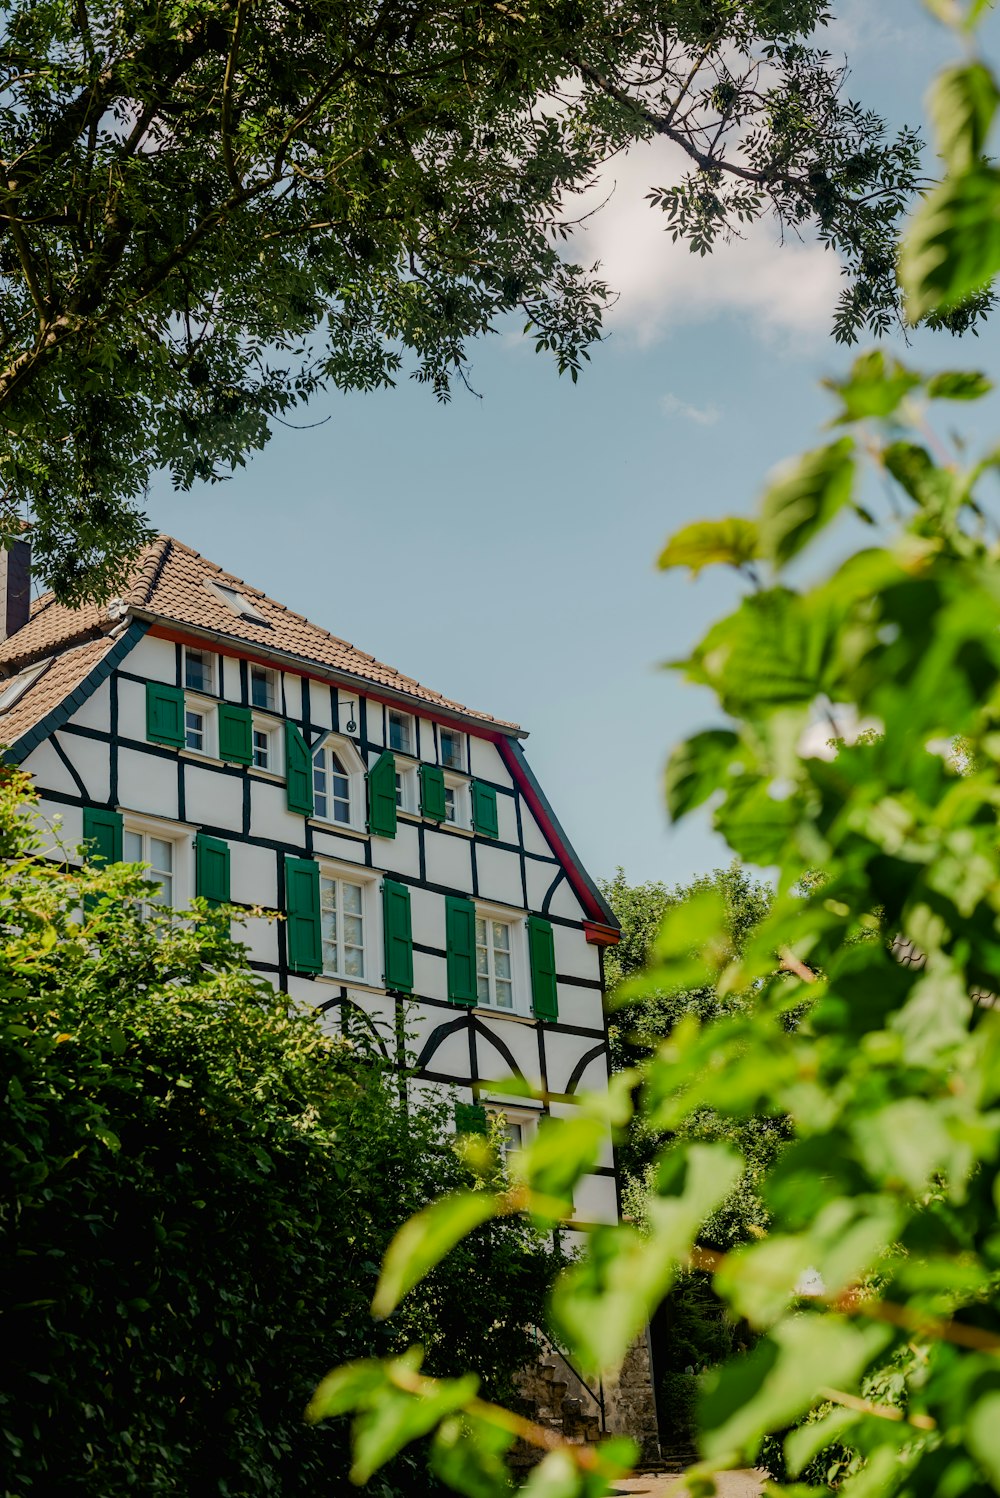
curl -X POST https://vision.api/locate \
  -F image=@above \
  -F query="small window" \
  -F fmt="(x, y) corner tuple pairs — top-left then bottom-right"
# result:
(252, 720), (277, 771)
(440, 728), (466, 771)
(184, 647), (214, 694)
(388, 709), (413, 755)
(0, 659), (51, 714)
(476, 917), (514, 1010)
(320, 873), (366, 980)
(444, 775), (470, 828)
(250, 664), (277, 710)
(185, 705), (209, 753)
(395, 766), (417, 813)
(123, 826), (178, 917)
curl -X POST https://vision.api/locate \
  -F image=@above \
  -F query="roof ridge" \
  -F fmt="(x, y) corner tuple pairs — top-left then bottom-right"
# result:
(128, 535), (172, 608)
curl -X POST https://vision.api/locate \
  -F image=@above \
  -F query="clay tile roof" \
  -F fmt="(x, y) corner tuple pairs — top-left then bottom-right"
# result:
(0, 536), (521, 733)
(0, 633), (122, 750)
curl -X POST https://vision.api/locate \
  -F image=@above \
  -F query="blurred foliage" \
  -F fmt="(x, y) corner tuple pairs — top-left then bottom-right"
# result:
(0, 772), (559, 1494)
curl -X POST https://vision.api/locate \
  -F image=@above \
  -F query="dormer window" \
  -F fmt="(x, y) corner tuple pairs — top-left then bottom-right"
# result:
(313, 736), (365, 830)
(388, 709), (413, 755)
(205, 579), (269, 624)
(184, 646), (214, 694)
(0, 658), (50, 714)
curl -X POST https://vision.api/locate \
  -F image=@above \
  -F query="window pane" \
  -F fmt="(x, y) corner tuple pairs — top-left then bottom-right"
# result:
(251, 666), (274, 709)
(185, 649), (211, 692)
(253, 729), (269, 769)
(389, 713), (410, 753)
(444, 787), (456, 822)
(313, 759), (327, 819)
(123, 830), (143, 863)
(477, 975), (490, 1003)
(492, 922), (509, 951)
(320, 877), (337, 910)
(185, 710), (204, 752)
(344, 946), (364, 978)
(494, 949), (511, 982)
(150, 838), (173, 872)
(494, 980), (513, 1009)
(342, 882), (362, 915)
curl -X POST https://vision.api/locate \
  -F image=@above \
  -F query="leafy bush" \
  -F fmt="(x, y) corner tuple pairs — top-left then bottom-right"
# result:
(0, 772), (559, 1495)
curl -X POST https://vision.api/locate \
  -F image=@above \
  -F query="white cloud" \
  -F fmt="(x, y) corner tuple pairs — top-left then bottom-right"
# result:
(661, 392), (720, 426)
(565, 137), (843, 348)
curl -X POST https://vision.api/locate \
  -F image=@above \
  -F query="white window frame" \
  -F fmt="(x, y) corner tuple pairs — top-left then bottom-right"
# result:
(251, 714), (282, 775)
(121, 813), (194, 917)
(312, 735), (366, 832)
(443, 773), (471, 829)
(317, 862), (382, 987)
(183, 693), (217, 757)
(488, 1107), (539, 1163)
(183, 645), (216, 696)
(249, 663), (278, 711)
(395, 762), (419, 815)
(439, 727), (467, 773)
(387, 708), (415, 756)
(474, 902), (530, 1016)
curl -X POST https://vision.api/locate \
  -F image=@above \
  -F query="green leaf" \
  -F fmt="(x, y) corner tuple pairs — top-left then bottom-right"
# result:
(352, 1370), (480, 1483)
(929, 62), (999, 172)
(307, 1358), (389, 1421)
(785, 1406), (860, 1477)
(550, 1143), (741, 1373)
(925, 369), (994, 400)
(883, 441), (954, 508)
(700, 1318), (892, 1461)
(665, 730), (741, 820)
(823, 350), (922, 422)
(658, 518), (761, 577)
(759, 439), (855, 567)
(431, 1413), (516, 1498)
(372, 1191), (498, 1319)
(900, 164), (1000, 321)
(967, 1390), (1000, 1487)
(515, 1114), (608, 1204)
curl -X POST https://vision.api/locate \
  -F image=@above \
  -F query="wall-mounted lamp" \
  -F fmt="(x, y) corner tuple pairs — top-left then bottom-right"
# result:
(343, 700), (358, 734)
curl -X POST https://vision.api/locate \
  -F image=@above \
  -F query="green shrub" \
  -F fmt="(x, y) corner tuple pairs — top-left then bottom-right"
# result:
(0, 773), (559, 1494)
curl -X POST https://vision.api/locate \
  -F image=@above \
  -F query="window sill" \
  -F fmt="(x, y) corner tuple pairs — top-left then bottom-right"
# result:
(312, 974), (388, 996)
(248, 766), (285, 785)
(473, 1006), (536, 1025)
(438, 821), (474, 838)
(308, 818), (369, 841)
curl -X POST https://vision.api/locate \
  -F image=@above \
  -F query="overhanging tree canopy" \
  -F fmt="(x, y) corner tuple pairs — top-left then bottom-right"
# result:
(0, 0), (976, 598)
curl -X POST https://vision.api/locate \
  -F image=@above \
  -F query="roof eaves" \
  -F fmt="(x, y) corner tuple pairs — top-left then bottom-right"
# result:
(5, 620), (149, 764)
(128, 607), (528, 738)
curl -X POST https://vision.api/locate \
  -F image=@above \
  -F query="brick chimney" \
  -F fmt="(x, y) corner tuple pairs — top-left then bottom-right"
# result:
(0, 538), (31, 642)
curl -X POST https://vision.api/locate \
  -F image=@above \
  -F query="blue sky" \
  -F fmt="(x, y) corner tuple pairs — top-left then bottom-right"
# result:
(146, 1), (1000, 892)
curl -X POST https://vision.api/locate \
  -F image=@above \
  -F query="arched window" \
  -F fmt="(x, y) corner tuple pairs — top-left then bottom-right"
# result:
(312, 737), (364, 829)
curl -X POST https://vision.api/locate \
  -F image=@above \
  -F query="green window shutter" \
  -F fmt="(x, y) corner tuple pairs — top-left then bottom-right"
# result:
(82, 806), (123, 866)
(218, 703), (253, 765)
(196, 834), (230, 907)
(285, 857), (322, 974)
(285, 722), (314, 817)
(382, 879), (414, 994)
(446, 895), (477, 1006)
(527, 916), (558, 1022)
(472, 781), (499, 839)
(367, 750), (397, 839)
(146, 682), (184, 748)
(455, 1102), (488, 1135)
(419, 763), (446, 821)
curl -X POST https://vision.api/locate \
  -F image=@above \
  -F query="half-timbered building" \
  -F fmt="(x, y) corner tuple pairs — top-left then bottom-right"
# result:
(0, 535), (621, 1227)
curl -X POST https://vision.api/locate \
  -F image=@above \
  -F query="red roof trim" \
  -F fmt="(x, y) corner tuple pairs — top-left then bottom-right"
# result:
(583, 921), (620, 947)
(497, 738), (617, 930)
